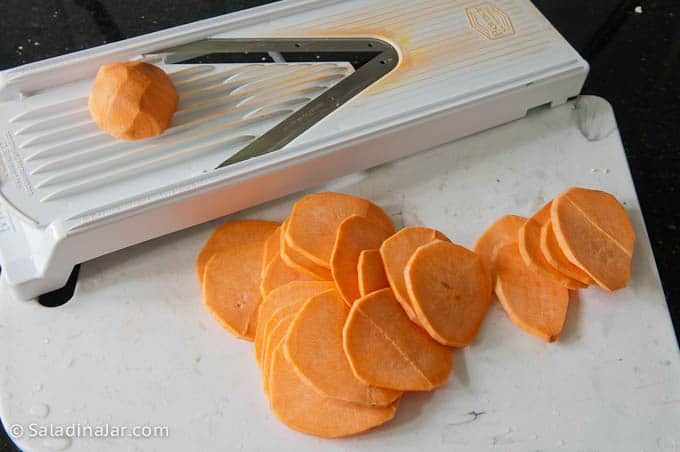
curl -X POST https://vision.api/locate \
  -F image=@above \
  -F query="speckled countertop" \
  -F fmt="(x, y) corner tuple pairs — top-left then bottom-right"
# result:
(0, 1), (678, 450)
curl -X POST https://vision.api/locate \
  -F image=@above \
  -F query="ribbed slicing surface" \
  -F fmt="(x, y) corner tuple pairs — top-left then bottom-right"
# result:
(6, 63), (352, 202)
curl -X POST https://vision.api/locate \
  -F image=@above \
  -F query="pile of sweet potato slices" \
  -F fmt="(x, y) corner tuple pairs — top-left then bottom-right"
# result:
(474, 187), (634, 342)
(197, 188), (634, 437)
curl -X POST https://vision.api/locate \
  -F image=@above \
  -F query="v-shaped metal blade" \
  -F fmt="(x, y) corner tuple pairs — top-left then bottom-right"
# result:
(157, 38), (399, 168)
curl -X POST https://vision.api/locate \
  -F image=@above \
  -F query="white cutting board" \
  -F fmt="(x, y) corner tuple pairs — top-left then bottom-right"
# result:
(1, 96), (678, 451)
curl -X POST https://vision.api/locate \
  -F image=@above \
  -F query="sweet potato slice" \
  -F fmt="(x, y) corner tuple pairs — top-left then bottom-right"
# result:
(260, 255), (317, 298)
(358, 249), (389, 296)
(494, 243), (569, 342)
(259, 299), (307, 371)
(331, 215), (393, 305)
(202, 242), (264, 340)
(269, 343), (399, 438)
(262, 314), (296, 394)
(519, 203), (586, 290)
(254, 281), (334, 364)
(551, 187), (634, 291)
(473, 215), (527, 281)
(343, 288), (452, 391)
(261, 226), (282, 279)
(279, 219), (332, 281)
(379, 226), (450, 320)
(197, 219), (278, 285)
(285, 289), (401, 406)
(286, 193), (395, 268)
(556, 187), (635, 253)
(540, 221), (593, 285)
(405, 240), (492, 347)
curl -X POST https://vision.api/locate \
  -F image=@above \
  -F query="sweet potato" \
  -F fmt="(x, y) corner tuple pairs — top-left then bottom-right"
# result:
(254, 281), (334, 365)
(260, 300), (307, 372)
(473, 215), (527, 281)
(494, 243), (569, 342)
(551, 187), (635, 291)
(556, 187), (635, 252)
(262, 314), (295, 394)
(405, 240), (492, 347)
(331, 215), (393, 305)
(195, 187), (636, 438)
(269, 343), (399, 438)
(518, 203), (586, 289)
(261, 226), (282, 279)
(343, 288), (452, 391)
(260, 255), (317, 298)
(380, 227), (450, 320)
(357, 249), (389, 296)
(286, 193), (395, 268)
(280, 219), (332, 280)
(89, 61), (178, 140)
(202, 242), (264, 340)
(197, 220), (278, 286)
(540, 221), (592, 285)
(284, 289), (401, 406)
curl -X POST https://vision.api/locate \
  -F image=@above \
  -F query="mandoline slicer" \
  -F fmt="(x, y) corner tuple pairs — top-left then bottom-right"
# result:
(0, 0), (588, 300)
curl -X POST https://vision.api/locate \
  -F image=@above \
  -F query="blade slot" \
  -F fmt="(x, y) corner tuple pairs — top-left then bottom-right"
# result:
(149, 38), (399, 168)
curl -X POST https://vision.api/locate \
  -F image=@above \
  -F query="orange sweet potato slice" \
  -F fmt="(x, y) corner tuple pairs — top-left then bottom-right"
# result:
(259, 299), (307, 371)
(405, 240), (492, 347)
(286, 193), (395, 268)
(261, 226), (282, 279)
(284, 289), (401, 406)
(519, 203), (586, 289)
(473, 215), (527, 281)
(494, 243), (569, 342)
(279, 219), (332, 280)
(202, 241), (264, 340)
(260, 255), (317, 298)
(551, 187), (635, 291)
(269, 343), (399, 438)
(254, 281), (334, 364)
(379, 227), (450, 320)
(197, 219), (278, 285)
(358, 249), (389, 296)
(540, 221), (593, 285)
(331, 215), (393, 305)
(556, 187), (635, 253)
(262, 314), (296, 394)
(343, 288), (452, 391)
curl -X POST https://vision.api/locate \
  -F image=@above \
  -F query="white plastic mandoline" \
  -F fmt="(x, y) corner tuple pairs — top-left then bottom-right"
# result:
(0, 0), (589, 299)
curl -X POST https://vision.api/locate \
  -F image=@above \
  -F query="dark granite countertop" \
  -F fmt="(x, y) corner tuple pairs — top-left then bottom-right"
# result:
(0, 1), (678, 450)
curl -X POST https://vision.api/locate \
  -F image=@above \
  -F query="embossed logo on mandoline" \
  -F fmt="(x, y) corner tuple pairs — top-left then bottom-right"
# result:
(465, 2), (516, 40)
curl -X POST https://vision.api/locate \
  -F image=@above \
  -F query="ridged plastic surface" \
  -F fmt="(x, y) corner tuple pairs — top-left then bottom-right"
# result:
(0, 62), (352, 224)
